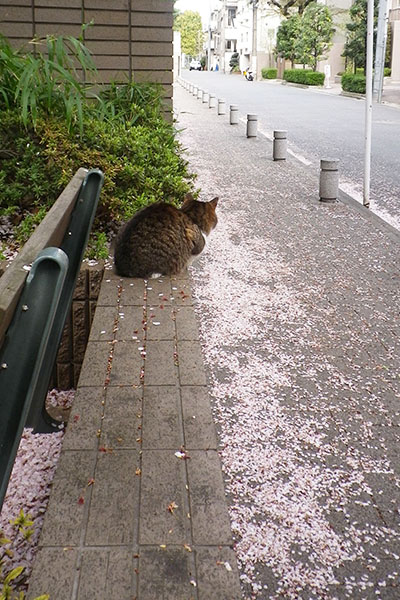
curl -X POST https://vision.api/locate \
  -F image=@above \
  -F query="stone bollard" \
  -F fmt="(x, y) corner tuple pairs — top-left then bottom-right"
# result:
(189, 83), (193, 93)
(218, 98), (226, 115)
(197, 87), (203, 100)
(209, 94), (217, 109)
(193, 85), (198, 96)
(246, 114), (258, 138)
(230, 104), (239, 125)
(319, 159), (339, 202)
(273, 130), (287, 161)
(202, 90), (209, 103)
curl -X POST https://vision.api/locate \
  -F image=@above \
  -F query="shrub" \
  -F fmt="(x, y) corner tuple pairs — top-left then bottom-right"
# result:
(261, 68), (277, 79)
(341, 72), (366, 94)
(0, 28), (97, 135)
(0, 33), (196, 258)
(384, 67), (391, 77)
(229, 52), (239, 71)
(283, 69), (325, 86)
(0, 107), (195, 253)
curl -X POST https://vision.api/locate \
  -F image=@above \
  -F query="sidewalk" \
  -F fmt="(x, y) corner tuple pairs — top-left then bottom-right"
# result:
(27, 271), (242, 599)
(173, 83), (400, 598)
(268, 76), (400, 107)
(27, 82), (400, 600)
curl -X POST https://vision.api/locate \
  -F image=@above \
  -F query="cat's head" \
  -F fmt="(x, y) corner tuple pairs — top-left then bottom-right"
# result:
(181, 194), (219, 235)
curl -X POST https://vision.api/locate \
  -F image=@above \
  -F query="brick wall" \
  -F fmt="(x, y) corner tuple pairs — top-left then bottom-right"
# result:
(52, 263), (104, 390)
(0, 0), (173, 110)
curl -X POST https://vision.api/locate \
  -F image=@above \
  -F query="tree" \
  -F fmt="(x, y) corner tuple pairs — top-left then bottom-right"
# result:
(268, 0), (314, 17)
(174, 11), (203, 57)
(295, 3), (334, 71)
(275, 15), (301, 67)
(342, 0), (379, 74)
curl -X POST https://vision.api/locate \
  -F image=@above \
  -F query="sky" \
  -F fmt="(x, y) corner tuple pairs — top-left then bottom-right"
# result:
(174, 0), (213, 28)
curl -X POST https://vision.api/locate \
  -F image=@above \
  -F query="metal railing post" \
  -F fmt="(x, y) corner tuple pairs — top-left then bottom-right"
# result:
(0, 247), (69, 508)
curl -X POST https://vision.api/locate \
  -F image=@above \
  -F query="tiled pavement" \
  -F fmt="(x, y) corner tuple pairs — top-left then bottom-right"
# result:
(27, 271), (241, 600)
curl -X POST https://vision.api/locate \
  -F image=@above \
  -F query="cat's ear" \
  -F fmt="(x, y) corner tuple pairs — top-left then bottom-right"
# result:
(182, 192), (195, 205)
(210, 197), (219, 209)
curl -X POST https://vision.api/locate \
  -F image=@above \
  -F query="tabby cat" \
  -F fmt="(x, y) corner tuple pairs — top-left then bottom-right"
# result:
(114, 194), (219, 278)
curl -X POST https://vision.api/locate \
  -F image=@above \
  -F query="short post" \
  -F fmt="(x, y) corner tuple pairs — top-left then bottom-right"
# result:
(193, 85), (198, 96)
(197, 87), (203, 100)
(202, 90), (209, 103)
(189, 83), (193, 93)
(209, 94), (217, 109)
(218, 98), (226, 115)
(273, 130), (287, 161)
(246, 114), (258, 138)
(230, 104), (239, 125)
(319, 159), (339, 202)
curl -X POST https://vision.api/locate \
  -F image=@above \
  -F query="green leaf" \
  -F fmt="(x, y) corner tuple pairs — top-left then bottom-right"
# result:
(4, 566), (24, 584)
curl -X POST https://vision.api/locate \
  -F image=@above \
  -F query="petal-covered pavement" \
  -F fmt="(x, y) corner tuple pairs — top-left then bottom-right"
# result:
(175, 81), (400, 599)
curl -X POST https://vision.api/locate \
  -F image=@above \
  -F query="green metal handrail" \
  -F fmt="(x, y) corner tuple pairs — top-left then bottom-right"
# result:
(0, 168), (104, 509)
(0, 248), (68, 508)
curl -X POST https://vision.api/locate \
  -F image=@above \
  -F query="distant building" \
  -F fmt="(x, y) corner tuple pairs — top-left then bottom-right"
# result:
(205, 0), (400, 80)
(390, 0), (400, 80)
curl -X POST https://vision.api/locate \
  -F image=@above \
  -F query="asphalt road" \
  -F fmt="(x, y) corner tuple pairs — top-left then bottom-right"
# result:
(182, 69), (400, 229)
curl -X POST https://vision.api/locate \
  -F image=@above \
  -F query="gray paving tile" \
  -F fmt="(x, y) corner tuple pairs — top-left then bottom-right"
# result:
(146, 304), (175, 340)
(181, 386), (218, 450)
(86, 450), (139, 545)
(89, 305), (117, 341)
(100, 385), (142, 449)
(177, 341), (207, 385)
(138, 547), (197, 600)
(172, 279), (193, 306)
(139, 450), (191, 545)
(187, 450), (233, 546)
(96, 276), (121, 306)
(146, 278), (172, 306)
(142, 386), (184, 449)
(63, 387), (105, 451)
(40, 450), (97, 546)
(77, 341), (111, 387)
(115, 306), (144, 341)
(108, 340), (143, 386)
(144, 340), (177, 385)
(27, 547), (77, 600)
(175, 305), (199, 340)
(195, 546), (242, 600)
(120, 277), (145, 305)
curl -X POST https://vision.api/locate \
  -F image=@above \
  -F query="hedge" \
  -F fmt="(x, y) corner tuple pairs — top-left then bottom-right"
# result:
(261, 68), (277, 79)
(341, 73), (366, 94)
(283, 69), (325, 86)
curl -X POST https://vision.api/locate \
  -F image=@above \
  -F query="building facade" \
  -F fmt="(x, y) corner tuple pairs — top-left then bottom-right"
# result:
(0, 0), (174, 110)
(206, 0), (399, 81)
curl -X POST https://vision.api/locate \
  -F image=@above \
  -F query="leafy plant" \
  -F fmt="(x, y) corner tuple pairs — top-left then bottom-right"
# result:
(94, 81), (164, 128)
(342, 0), (379, 74)
(174, 11), (203, 57)
(283, 68), (325, 85)
(261, 68), (278, 79)
(275, 15), (301, 68)
(0, 27), (97, 134)
(229, 52), (239, 71)
(295, 2), (335, 71)
(0, 32), (196, 258)
(341, 72), (366, 93)
(0, 511), (48, 600)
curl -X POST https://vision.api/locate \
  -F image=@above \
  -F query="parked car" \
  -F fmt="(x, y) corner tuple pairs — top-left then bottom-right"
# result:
(190, 59), (202, 71)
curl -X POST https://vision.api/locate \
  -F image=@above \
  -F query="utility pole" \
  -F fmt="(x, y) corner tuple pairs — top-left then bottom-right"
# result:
(364, 0), (374, 208)
(251, 0), (259, 76)
(373, 0), (389, 103)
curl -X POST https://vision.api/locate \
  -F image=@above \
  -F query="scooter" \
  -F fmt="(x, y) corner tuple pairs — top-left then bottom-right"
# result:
(243, 69), (254, 81)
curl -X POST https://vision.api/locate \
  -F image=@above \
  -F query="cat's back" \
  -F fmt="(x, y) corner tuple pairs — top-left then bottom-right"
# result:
(114, 202), (198, 277)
